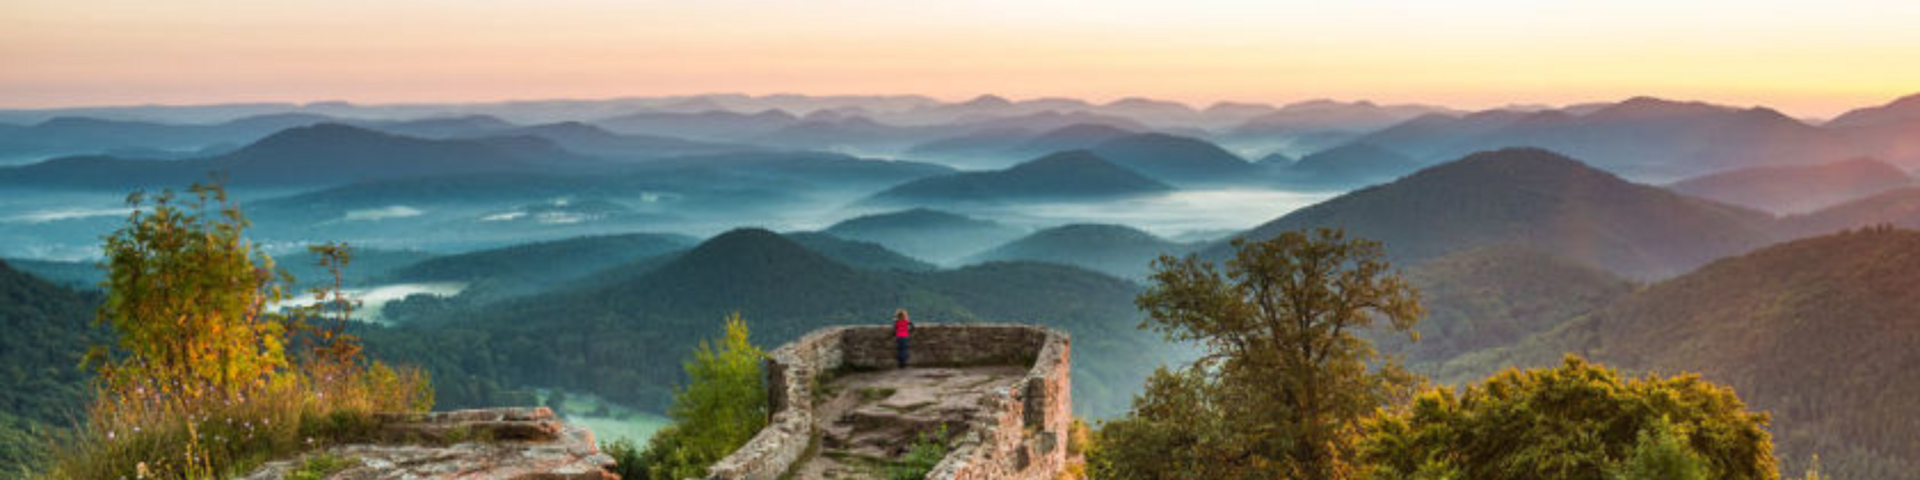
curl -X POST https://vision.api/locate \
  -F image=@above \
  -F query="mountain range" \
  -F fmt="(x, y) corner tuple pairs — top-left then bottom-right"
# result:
(1667, 157), (1914, 214)
(1219, 147), (1777, 278)
(362, 228), (1175, 418)
(863, 150), (1172, 207)
(965, 223), (1189, 279)
(821, 208), (1027, 264)
(0, 124), (583, 189)
(1439, 227), (1920, 478)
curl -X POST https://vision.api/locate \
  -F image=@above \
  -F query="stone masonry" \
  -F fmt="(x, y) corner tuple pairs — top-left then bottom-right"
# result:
(704, 323), (1073, 480)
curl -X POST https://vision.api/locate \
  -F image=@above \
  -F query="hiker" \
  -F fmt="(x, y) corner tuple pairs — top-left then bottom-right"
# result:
(893, 309), (912, 368)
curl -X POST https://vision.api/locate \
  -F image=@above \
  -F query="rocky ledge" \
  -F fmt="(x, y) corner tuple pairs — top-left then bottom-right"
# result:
(237, 407), (618, 480)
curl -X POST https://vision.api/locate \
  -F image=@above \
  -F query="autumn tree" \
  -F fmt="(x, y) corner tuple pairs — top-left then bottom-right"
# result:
(53, 183), (433, 480)
(91, 184), (290, 398)
(1098, 228), (1423, 480)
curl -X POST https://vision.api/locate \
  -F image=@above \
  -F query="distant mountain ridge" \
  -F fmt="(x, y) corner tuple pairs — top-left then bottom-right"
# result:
(1221, 147), (1777, 278)
(822, 208), (1027, 264)
(0, 123), (584, 188)
(864, 150), (1172, 206)
(966, 223), (1187, 279)
(1440, 228), (1920, 479)
(1088, 133), (1257, 185)
(1668, 157), (1914, 214)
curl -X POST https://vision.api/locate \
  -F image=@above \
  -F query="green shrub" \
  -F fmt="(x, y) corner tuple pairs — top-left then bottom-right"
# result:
(601, 437), (647, 480)
(884, 426), (950, 480)
(287, 453), (356, 480)
(624, 313), (768, 480)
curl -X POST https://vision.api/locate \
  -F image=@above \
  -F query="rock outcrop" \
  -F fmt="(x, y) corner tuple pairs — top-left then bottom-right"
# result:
(237, 407), (617, 480)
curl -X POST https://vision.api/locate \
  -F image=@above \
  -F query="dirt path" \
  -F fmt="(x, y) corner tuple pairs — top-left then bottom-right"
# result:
(786, 366), (1027, 480)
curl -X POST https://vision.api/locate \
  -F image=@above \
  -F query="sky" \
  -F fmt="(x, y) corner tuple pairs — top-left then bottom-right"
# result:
(3, 0), (1918, 118)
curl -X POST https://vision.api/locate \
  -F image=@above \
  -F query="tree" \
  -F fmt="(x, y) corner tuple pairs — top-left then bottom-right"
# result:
(629, 312), (769, 480)
(1105, 228), (1422, 480)
(1361, 356), (1777, 480)
(91, 183), (290, 398)
(1612, 417), (1710, 480)
(53, 183), (433, 480)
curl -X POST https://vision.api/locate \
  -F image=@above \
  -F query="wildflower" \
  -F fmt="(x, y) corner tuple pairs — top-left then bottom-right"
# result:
(136, 461), (150, 479)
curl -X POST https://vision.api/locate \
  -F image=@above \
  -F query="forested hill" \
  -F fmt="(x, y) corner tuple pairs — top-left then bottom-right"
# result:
(359, 228), (1174, 418)
(1222, 147), (1777, 279)
(1442, 227), (1920, 478)
(0, 260), (106, 472)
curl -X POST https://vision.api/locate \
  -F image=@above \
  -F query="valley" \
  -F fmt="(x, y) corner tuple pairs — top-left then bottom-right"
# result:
(4, 92), (1919, 480)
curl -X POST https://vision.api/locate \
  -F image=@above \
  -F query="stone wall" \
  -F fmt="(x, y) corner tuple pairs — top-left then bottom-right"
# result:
(704, 323), (1073, 480)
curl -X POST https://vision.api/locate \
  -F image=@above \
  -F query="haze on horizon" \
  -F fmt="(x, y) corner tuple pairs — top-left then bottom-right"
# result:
(4, 0), (1919, 118)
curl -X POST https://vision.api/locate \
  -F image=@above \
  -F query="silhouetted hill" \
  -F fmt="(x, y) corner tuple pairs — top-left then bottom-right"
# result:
(1014, 123), (1136, 157)
(368, 115), (517, 138)
(1826, 92), (1920, 129)
(0, 123), (583, 189)
(865, 150), (1172, 206)
(967, 223), (1187, 279)
(783, 232), (937, 272)
(362, 228), (1173, 417)
(1669, 157), (1914, 214)
(823, 208), (1027, 264)
(1444, 228), (1920, 478)
(751, 115), (923, 151)
(243, 151), (950, 226)
(1382, 247), (1634, 368)
(276, 247), (439, 289)
(1223, 148), (1777, 278)
(1230, 100), (1454, 136)
(592, 109), (799, 140)
(1087, 133), (1255, 185)
(1352, 110), (1532, 160)
(1429, 97), (1839, 179)
(0, 260), (105, 471)
(1281, 142), (1422, 187)
(0, 258), (100, 290)
(0, 114), (332, 162)
(383, 233), (695, 302)
(902, 123), (1137, 170)
(900, 127), (1036, 164)
(494, 122), (755, 160)
(1782, 187), (1920, 238)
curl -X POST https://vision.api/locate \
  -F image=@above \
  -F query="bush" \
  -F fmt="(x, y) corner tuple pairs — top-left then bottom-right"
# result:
(43, 184), (433, 480)
(884, 426), (950, 480)
(1361, 356), (1776, 480)
(618, 313), (768, 480)
(601, 437), (647, 480)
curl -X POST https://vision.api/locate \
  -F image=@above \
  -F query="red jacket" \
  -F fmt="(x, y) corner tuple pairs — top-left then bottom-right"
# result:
(894, 315), (912, 338)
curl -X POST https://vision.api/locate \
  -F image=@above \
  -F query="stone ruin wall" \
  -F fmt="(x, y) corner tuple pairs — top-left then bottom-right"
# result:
(704, 323), (1073, 480)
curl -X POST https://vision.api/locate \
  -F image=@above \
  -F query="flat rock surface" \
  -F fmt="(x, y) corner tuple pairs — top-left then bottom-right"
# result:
(790, 366), (1026, 480)
(236, 408), (616, 480)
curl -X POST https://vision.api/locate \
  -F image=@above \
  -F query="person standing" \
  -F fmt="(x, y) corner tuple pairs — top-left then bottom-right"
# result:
(893, 309), (912, 368)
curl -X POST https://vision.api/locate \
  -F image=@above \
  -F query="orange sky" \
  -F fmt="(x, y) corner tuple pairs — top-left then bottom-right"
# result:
(3, 0), (1918, 118)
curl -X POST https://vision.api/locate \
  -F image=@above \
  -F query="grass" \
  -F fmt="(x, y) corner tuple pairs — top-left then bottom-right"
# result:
(856, 388), (897, 404)
(881, 426), (950, 480)
(287, 453), (357, 480)
(42, 360), (432, 480)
